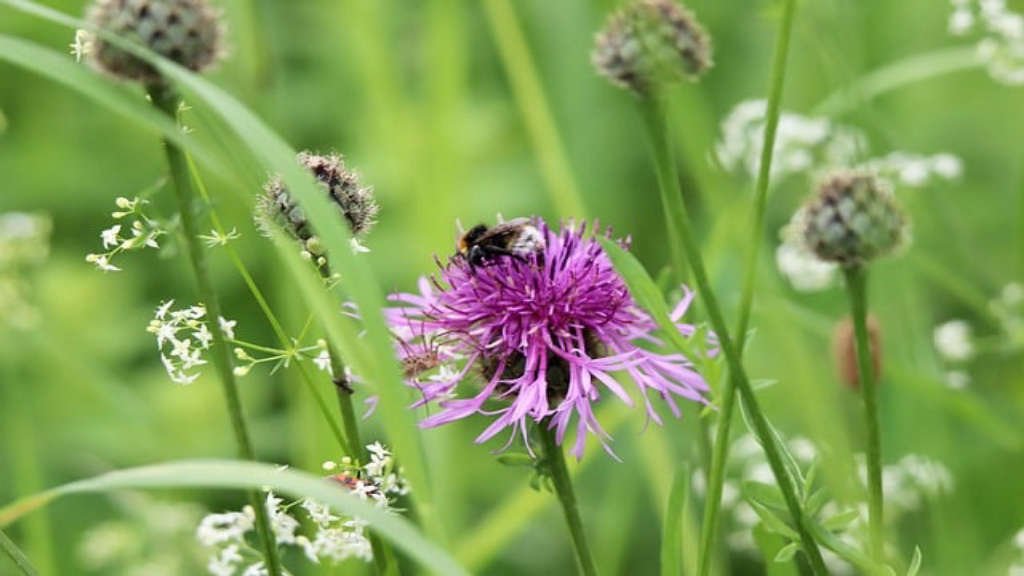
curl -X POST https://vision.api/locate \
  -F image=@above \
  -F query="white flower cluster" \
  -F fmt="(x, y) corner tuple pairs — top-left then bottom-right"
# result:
(934, 319), (975, 363)
(198, 443), (408, 575)
(715, 100), (864, 183)
(86, 196), (166, 272)
(146, 300), (237, 385)
(949, 0), (1024, 85)
(716, 100), (965, 189)
(0, 212), (52, 330)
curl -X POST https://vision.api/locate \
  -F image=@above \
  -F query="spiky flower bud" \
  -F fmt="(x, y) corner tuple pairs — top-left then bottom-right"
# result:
(833, 314), (882, 390)
(800, 171), (907, 266)
(85, 0), (224, 84)
(592, 0), (712, 94)
(258, 152), (378, 266)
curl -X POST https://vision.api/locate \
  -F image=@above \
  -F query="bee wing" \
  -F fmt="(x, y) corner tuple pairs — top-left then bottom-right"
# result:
(476, 218), (532, 242)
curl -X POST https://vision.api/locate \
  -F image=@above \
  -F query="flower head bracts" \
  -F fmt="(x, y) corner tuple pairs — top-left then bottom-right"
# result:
(386, 219), (710, 459)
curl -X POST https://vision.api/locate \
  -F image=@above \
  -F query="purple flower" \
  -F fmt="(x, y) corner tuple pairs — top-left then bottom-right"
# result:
(386, 219), (709, 459)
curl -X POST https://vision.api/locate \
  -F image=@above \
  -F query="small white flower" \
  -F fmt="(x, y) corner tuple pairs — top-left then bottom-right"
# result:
(70, 29), (93, 63)
(194, 323), (214, 349)
(218, 317), (237, 341)
(100, 225), (122, 249)
(350, 237), (371, 253)
(933, 320), (975, 362)
(86, 253), (121, 272)
(197, 511), (254, 546)
(313, 349), (332, 374)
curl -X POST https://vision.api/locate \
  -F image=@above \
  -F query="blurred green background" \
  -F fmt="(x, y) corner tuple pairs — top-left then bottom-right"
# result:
(1, 0), (1022, 574)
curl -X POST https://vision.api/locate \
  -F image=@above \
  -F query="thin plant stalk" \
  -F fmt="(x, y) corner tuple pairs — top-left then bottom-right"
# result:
(537, 424), (599, 576)
(638, 98), (828, 574)
(0, 529), (38, 576)
(843, 266), (884, 560)
(699, 0), (798, 572)
(147, 84), (282, 576)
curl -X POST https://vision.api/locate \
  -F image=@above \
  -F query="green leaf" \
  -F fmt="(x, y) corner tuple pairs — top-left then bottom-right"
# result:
(0, 460), (468, 576)
(748, 500), (800, 541)
(743, 481), (788, 512)
(660, 466), (689, 576)
(774, 542), (800, 563)
(599, 237), (698, 358)
(821, 508), (861, 532)
(906, 546), (923, 576)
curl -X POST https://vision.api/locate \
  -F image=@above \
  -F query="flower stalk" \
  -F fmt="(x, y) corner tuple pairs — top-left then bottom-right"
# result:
(147, 84), (282, 576)
(538, 423), (599, 576)
(638, 97), (828, 574)
(844, 265), (884, 560)
(699, 0), (798, 572)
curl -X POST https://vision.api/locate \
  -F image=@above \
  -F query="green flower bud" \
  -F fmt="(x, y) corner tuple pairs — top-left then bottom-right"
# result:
(801, 170), (907, 266)
(592, 0), (712, 94)
(86, 0), (224, 84)
(258, 152), (378, 262)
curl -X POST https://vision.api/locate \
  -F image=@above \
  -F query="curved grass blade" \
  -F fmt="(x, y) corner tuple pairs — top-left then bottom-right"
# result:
(0, 460), (467, 575)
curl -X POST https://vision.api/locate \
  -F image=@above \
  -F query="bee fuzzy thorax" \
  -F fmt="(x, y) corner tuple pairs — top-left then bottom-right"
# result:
(456, 218), (545, 268)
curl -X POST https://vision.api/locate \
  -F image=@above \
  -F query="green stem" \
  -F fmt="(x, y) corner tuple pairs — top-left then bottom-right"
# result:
(639, 98), (828, 575)
(700, 0), (798, 573)
(147, 84), (282, 576)
(0, 530), (38, 576)
(843, 266), (884, 561)
(538, 424), (599, 576)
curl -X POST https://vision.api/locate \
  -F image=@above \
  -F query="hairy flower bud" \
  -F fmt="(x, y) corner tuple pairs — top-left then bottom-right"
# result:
(592, 0), (712, 93)
(801, 170), (907, 266)
(85, 0), (224, 84)
(258, 152), (378, 264)
(833, 314), (882, 390)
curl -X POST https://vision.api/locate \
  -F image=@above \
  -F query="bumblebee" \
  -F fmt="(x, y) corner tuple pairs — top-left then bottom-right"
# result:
(457, 218), (545, 268)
